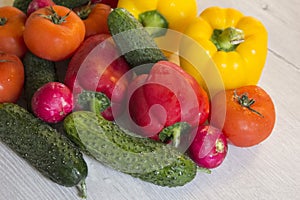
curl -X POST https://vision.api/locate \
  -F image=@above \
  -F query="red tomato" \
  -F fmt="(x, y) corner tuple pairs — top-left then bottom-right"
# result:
(210, 85), (276, 147)
(23, 5), (85, 61)
(126, 61), (210, 138)
(0, 6), (27, 58)
(0, 52), (24, 103)
(75, 3), (111, 38)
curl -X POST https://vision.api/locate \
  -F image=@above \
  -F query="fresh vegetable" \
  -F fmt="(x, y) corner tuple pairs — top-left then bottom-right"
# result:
(0, 52), (24, 103)
(0, 103), (88, 189)
(125, 61), (209, 141)
(13, 0), (32, 13)
(63, 110), (197, 187)
(92, 0), (118, 8)
(117, 0), (197, 33)
(32, 82), (73, 123)
(13, 0), (89, 13)
(107, 8), (167, 68)
(23, 5), (85, 61)
(210, 85), (276, 147)
(0, 6), (27, 58)
(52, 0), (90, 9)
(180, 6), (268, 91)
(27, 0), (56, 16)
(64, 34), (131, 120)
(22, 51), (58, 111)
(188, 125), (228, 169)
(74, 2), (111, 38)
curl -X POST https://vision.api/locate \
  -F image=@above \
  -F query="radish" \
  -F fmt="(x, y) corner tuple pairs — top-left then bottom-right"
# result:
(31, 82), (73, 123)
(27, 0), (56, 16)
(188, 125), (228, 169)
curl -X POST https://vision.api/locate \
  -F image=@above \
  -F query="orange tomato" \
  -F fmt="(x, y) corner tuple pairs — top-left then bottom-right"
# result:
(0, 6), (27, 58)
(75, 3), (111, 38)
(0, 52), (24, 103)
(23, 5), (85, 61)
(210, 85), (276, 147)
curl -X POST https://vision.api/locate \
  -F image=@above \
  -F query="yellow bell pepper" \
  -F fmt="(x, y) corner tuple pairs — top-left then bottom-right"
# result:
(117, 0), (197, 34)
(179, 6), (268, 93)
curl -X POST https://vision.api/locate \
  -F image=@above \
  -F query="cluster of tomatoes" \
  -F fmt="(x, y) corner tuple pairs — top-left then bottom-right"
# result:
(0, 2), (110, 101)
(0, 1), (276, 171)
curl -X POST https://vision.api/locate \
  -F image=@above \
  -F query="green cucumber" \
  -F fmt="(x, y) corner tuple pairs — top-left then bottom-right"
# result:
(13, 0), (32, 13)
(22, 51), (58, 111)
(13, 0), (89, 13)
(52, 0), (89, 9)
(63, 111), (197, 187)
(107, 8), (167, 68)
(0, 103), (88, 188)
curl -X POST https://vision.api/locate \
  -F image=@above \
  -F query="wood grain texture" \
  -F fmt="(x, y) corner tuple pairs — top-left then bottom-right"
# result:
(0, 0), (299, 200)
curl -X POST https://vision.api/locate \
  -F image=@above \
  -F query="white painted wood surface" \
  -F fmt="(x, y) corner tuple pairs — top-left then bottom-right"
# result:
(1, 0), (299, 200)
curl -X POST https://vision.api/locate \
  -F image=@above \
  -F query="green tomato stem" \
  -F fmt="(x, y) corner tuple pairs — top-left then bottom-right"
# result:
(39, 6), (71, 25)
(234, 90), (264, 117)
(0, 17), (7, 26)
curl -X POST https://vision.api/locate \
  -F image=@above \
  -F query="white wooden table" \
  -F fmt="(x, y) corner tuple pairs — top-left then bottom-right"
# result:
(1, 0), (299, 199)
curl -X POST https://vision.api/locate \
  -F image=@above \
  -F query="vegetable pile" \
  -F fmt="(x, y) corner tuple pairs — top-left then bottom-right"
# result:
(0, 0), (276, 198)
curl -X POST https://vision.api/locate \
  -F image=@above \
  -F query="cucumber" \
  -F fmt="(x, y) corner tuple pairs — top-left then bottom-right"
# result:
(107, 8), (167, 68)
(13, 0), (32, 13)
(22, 51), (58, 111)
(0, 103), (88, 188)
(52, 0), (89, 9)
(63, 111), (197, 187)
(13, 0), (89, 13)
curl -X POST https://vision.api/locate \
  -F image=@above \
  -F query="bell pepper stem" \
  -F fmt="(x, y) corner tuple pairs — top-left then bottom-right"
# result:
(211, 27), (244, 52)
(138, 10), (168, 38)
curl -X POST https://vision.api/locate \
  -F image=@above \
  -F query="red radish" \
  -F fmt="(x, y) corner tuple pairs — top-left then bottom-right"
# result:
(188, 125), (228, 169)
(31, 82), (73, 123)
(27, 0), (56, 16)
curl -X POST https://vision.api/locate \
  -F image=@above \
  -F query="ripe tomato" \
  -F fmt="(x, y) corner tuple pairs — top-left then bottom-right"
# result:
(210, 85), (276, 147)
(0, 52), (24, 103)
(0, 6), (27, 58)
(23, 5), (85, 61)
(75, 3), (111, 38)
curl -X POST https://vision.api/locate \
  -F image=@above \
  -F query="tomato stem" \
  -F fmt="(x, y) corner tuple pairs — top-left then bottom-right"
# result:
(39, 6), (71, 25)
(75, 1), (92, 20)
(0, 17), (7, 26)
(0, 59), (12, 63)
(234, 90), (264, 117)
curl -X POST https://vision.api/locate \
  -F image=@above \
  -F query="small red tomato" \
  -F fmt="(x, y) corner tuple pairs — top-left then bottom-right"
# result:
(75, 3), (111, 38)
(188, 125), (228, 169)
(210, 85), (276, 147)
(0, 52), (24, 103)
(0, 6), (27, 58)
(31, 82), (73, 123)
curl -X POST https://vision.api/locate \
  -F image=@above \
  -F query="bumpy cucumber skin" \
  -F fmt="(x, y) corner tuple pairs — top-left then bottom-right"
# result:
(13, 0), (89, 13)
(108, 8), (167, 68)
(64, 111), (197, 187)
(52, 0), (89, 9)
(13, 0), (32, 13)
(22, 51), (58, 111)
(0, 103), (88, 187)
